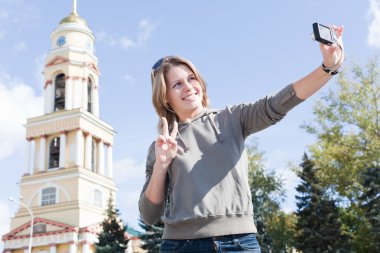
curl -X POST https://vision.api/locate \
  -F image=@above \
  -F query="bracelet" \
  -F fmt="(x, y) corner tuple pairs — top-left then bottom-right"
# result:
(321, 63), (339, 75)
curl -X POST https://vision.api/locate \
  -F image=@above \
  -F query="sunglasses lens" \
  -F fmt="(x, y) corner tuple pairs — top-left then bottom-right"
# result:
(152, 58), (164, 72)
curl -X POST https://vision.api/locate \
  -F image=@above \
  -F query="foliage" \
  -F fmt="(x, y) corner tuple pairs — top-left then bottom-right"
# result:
(138, 217), (164, 253)
(358, 166), (380, 251)
(267, 212), (296, 253)
(302, 59), (380, 252)
(302, 59), (380, 202)
(246, 141), (289, 252)
(294, 154), (351, 253)
(95, 195), (129, 253)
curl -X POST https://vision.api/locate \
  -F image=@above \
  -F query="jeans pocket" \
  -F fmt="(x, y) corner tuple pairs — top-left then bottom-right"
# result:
(233, 234), (261, 252)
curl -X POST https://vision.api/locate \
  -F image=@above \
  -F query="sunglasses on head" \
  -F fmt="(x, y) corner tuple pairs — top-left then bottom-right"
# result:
(151, 56), (175, 75)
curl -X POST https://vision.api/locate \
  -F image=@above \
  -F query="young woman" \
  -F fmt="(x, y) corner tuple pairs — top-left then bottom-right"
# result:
(139, 26), (344, 253)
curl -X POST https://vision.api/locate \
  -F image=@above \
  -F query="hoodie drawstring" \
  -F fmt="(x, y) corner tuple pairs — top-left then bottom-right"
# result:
(177, 131), (190, 152)
(207, 114), (224, 143)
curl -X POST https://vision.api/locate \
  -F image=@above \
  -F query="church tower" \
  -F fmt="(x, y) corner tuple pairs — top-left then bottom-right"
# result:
(2, 2), (116, 253)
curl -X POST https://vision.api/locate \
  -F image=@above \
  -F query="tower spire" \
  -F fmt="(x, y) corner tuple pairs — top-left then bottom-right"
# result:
(72, 0), (77, 15)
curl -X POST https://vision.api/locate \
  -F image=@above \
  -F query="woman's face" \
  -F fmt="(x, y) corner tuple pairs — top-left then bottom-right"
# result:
(165, 64), (203, 122)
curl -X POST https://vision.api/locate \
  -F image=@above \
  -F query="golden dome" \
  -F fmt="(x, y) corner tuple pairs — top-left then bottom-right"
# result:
(59, 13), (88, 27)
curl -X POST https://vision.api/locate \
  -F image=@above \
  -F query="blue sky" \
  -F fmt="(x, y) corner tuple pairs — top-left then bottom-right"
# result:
(0, 0), (379, 247)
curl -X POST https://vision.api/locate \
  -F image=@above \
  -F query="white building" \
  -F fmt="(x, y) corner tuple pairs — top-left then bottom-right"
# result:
(0, 2), (129, 252)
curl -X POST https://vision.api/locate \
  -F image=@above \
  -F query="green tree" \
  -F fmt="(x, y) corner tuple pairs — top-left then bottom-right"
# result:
(138, 217), (164, 252)
(268, 212), (296, 253)
(359, 166), (380, 251)
(246, 141), (287, 252)
(95, 195), (129, 253)
(302, 59), (380, 251)
(303, 59), (380, 202)
(294, 154), (351, 253)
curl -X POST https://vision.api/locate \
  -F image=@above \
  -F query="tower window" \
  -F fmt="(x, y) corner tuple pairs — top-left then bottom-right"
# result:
(87, 78), (93, 113)
(94, 189), (102, 207)
(41, 187), (56, 206)
(49, 137), (60, 169)
(54, 73), (65, 111)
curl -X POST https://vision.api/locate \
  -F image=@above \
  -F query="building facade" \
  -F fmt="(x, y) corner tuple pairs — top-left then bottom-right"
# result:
(2, 2), (120, 253)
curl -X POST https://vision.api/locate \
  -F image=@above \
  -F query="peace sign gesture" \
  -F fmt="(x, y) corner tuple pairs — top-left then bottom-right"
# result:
(155, 117), (178, 169)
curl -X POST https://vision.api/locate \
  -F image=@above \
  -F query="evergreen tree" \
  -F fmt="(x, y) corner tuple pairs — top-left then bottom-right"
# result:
(359, 166), (380, 251)
(295, 153), (351, 253)
(95, 195), (129, 253)
(138, 217), (164, 253)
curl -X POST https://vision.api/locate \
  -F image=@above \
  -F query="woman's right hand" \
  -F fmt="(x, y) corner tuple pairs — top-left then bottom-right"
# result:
(155, 117), (178, 170)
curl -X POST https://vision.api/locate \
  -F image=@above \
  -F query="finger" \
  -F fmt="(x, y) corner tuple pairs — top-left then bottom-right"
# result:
(167, 137), (177, 147)
(161, 117), (169, 137)
(170, 120), (178, 138)
(157, 135), (168, 151)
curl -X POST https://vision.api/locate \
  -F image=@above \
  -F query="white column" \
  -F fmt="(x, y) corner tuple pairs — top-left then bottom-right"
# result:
(26, 138), (35, 175)
(93, 86), (99, 117)
(59, 132), (66, 168)
(75, 129), (84, 167)
(39, 135), (46, 172)
(65, 78), (73, 110)
(69, 242), (77, 253)
(106, 144), (113, 178)
(44, 82), (54, 114)
(97, 140), (104, 175)
(49, 243), (57, 253)
(84, 133), (92, 170)
(82, 242), (90, 253)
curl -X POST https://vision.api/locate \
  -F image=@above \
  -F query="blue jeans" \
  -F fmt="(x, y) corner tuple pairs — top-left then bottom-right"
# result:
(159, 233), (261, 253)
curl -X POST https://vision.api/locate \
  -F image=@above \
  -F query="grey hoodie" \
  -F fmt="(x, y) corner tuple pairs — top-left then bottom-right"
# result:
(139, 83), (303, 239)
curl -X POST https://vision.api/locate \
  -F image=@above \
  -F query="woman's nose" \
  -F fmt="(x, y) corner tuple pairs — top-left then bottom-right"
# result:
(183, 81), (193, 90)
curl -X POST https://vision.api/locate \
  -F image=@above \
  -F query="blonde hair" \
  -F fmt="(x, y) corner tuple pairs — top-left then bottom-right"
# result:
(151, 56), (210, 129)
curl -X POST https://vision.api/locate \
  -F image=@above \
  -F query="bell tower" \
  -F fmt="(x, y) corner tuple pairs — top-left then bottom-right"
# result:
(2, 1), (116, 253)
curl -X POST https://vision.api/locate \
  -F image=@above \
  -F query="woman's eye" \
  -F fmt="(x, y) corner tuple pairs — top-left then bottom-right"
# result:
(188, 76), (196, 82)
(172, 82), (181, 88)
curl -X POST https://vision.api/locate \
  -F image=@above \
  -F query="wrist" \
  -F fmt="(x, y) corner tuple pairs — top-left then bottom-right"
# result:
(321, 62), (339, 75)
(154, 161), (170, 174)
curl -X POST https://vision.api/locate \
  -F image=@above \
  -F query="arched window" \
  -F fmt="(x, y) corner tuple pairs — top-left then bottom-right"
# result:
(91, 138), (97, 172)
(54, 73), (65, 111)
(87, 78), (93, 113)
(41, 187), (56, 206)
(49, 137), (60, 169)
(94, 189), (102, 207)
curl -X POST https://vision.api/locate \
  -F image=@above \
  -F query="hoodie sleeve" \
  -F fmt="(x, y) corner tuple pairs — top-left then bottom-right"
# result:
(138, 142), (165, 225)
(232, 83), (304, 137)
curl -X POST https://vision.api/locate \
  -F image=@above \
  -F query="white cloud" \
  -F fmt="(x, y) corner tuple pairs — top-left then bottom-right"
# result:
(123, 74), (135, 84)
(95, 18), (156, 50)
(34, 54), (46, 90)
(120, 36), (135, 50)
(0, 72), (43, 161)
(113, 157), (145, 184)
(368, 0), (380, 47)
(14, 41), (27, 51)
(136, 19), (156, 47)
(0, 8), (10, 22)
(264, 149), (301, 213)
(113, 157), (146, 229)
